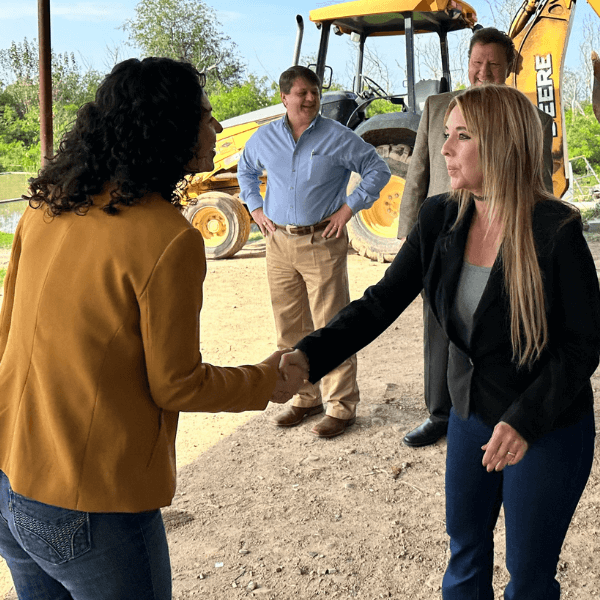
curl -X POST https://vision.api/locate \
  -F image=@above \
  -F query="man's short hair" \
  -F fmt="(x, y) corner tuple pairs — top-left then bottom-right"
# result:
(279, 66), (321, 94)
(468, 27), (517, 71)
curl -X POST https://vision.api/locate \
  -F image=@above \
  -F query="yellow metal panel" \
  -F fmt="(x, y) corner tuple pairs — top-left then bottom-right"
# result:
(588, 0), (600, 18)
(192, 121), (265, 183)
(309, 0), (476, 27)
(312, 0), (441, 21)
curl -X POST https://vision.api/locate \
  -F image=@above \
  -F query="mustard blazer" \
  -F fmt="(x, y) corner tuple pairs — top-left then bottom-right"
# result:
(0, 192), (277, 513)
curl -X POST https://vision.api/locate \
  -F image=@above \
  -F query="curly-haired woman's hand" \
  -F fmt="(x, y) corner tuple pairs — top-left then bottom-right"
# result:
(262, 349), (308, 404)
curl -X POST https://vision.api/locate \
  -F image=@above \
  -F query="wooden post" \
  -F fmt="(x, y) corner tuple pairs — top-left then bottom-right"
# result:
(38, 0), (53, 166)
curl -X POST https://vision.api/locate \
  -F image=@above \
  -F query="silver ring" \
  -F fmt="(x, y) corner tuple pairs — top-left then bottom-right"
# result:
(507, 452), (516, 456)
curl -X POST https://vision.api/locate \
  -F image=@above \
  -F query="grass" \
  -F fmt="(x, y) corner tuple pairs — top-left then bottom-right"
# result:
(247, 223), (264, 244)
(0, 233), (13, 289)
(577, 203), (600, 224)
(0, 233), (14, 290)
(0, 233), (14, 250)
(0, 173), (33, 202)
(248, 230), (264, 243)
(584, 232), (600, 242)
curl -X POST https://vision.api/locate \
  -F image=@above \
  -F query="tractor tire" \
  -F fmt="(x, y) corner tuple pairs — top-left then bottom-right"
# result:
(347, 143), (412, 262)
(184, 192), (251, 259)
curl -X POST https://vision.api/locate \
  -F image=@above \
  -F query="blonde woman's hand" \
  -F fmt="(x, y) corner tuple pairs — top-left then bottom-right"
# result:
(278, 349), (310, 382)
(263, 349), (308, 404)
(481, 421), (529, 472)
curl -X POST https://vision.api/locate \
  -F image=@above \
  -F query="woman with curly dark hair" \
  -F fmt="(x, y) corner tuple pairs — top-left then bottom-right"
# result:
(0, 57), (302, 598)
(28, 57), (209, 216)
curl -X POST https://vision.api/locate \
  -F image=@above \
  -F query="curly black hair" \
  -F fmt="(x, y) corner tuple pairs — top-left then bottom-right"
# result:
(26, 57), (206, 216)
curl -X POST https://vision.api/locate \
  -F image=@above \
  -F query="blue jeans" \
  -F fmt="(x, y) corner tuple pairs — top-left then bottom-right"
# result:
(0, 471), (171, 599)
(443, 409), (595, 600)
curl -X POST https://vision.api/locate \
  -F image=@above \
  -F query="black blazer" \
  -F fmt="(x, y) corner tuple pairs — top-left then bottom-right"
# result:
(296, 194), (600, 443)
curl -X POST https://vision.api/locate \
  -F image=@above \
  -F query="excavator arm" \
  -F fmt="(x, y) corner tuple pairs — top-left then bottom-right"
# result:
(507, 0), (576, 197)
(593, 50), (600, 122)
(587, 0), (600, 122)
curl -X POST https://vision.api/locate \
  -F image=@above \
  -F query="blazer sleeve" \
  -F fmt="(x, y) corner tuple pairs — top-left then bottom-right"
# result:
(343, 132), (391, 214)
(500, 218), (600, 441)
(238, 134), (266, 214)
(397, 97), (432, 239)
(139, 227), (277, 412)
(296, 199), (445, 383)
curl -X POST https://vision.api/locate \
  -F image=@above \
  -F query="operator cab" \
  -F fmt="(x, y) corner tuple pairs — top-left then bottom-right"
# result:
(307, 0), (476, 118)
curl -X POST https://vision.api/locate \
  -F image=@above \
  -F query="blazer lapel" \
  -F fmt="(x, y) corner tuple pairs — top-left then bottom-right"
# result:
(472, 257), (504, 323)
(434, 202), (474, 335)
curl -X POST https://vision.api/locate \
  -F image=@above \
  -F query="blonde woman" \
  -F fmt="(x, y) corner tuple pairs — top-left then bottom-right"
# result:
(281, 84), (600, 599)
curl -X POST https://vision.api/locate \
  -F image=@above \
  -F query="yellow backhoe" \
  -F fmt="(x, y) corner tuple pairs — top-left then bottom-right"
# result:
(183, 0), (600, 260)
(507, 0), (600, 197)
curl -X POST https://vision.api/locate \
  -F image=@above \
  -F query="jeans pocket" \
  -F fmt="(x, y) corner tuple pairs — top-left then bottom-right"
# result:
(9, 491), (91, 565)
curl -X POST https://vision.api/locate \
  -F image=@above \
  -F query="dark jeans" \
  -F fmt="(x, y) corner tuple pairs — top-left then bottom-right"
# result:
(423, 298), (451, 423)
(0, 471), (171, 599)
(443, 409), (595, 600)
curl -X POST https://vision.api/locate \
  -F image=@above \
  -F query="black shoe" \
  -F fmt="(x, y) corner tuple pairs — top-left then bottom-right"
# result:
(403, 417), (448, 448)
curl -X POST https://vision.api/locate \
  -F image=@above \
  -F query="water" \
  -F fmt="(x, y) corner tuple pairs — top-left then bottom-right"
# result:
(0, 173), (32, 233)
(0, 201), (27, 234)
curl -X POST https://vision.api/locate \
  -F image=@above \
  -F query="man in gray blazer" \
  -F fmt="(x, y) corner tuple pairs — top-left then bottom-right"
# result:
(398, 27), (555, 448)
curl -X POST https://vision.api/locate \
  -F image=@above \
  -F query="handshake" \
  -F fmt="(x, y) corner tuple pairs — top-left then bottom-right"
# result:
(264, 348), (310, 404)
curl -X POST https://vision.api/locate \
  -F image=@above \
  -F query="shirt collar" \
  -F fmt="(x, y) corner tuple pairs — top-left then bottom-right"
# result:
(283, 112), (321, 134)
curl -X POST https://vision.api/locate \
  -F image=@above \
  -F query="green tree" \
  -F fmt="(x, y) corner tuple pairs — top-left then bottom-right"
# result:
(122, 0), (245, 91)
(0, 39), (38, 82)
(0, 138), (41, 171)
(210, 76), (279, 121)
(50, 53), (103, 108)
(0, 38), (103, 172)
(366, 99), (402, 117)
(0, 40), (102, 110)
(565, 102), (600, 171)
(0, 104), (40, 146)
(0, 39), (39, 117)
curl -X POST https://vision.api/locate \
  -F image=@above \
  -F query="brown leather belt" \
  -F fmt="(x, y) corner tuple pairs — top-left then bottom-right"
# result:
(275, 222), (328, 235)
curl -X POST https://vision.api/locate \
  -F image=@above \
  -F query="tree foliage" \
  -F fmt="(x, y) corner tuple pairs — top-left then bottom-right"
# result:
(210, 76), (279, 122)
(0, 38), (102, 171)
(366, 99), (401, 117)
(565, 103), (600, 171)
(0, 39), (102, 111)
(122, 0), (245, 91)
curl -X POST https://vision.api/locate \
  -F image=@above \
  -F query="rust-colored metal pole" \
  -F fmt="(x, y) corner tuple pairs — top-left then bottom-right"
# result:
(38, 0), (53, 166)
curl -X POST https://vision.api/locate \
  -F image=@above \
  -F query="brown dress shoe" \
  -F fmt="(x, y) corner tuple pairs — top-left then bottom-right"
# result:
(311, 415), (357, 438)
(270, 404), (324, 427)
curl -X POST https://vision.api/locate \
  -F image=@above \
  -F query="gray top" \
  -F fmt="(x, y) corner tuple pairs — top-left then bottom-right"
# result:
(451, 261), (492, 348)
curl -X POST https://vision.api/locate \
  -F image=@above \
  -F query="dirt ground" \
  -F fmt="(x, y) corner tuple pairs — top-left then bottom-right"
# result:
(1, 237), (600, 599)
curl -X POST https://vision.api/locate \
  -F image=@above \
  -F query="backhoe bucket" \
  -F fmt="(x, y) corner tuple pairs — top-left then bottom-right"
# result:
(593, 51), (600, 123)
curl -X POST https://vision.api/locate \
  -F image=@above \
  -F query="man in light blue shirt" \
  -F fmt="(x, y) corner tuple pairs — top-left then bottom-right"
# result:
(238, 65), (390, 438)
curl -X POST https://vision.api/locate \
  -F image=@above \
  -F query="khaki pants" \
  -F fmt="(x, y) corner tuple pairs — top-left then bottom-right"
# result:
(265, 227), (359, 420)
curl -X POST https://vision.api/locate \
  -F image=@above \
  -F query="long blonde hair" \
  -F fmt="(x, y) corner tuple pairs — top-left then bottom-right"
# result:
(445, 85), (558, 368)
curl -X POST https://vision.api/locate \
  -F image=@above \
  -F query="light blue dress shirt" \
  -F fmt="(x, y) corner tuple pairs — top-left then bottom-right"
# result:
(237, 114), (391, 226)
